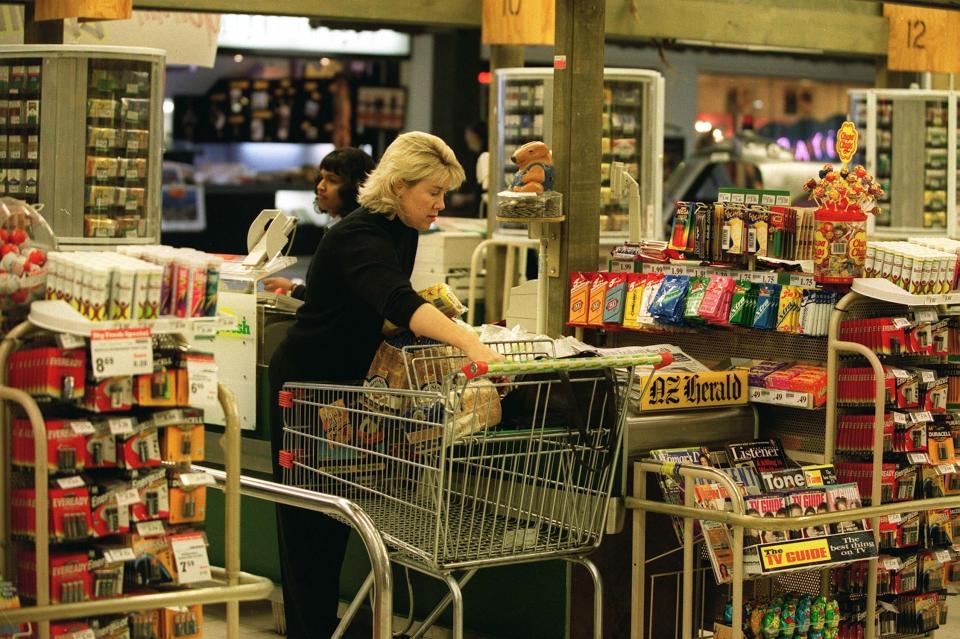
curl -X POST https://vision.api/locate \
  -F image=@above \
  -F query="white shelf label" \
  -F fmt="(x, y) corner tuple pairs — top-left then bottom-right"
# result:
(71, 630), (96, 639)
(136, 521), (166, 537)
(186, 354), (218, 408)
(178, 472), (216, 488)
(90, 327), (153, 379)
(193, 320), (218, 337)
(126, 83), (140, 95)
(127, 141), (140, 152)
(125, 200), (138, 211)
(915, 308), (939, 322)
(937, 464), (956, 475)
(748, 386), (813, 408)
(56, 333), (84, 353)
(171, 534), (212, 584)
(892, 368), (910, 380)
(56, 475), (85, 489)
(126, 169), (140, 180)
(893, 412), (909, 424)
(116, 488), (142, 507)
(69, 420), (96, 435)
(882, 557), (902, 571)
(107, 417), (135, 436)
(936, 550), (952, 564)
(907, 452), (930, 465)
(921, 371), (937, 384)
(95, 139), (108, 151)
(95, 168), (109, 180)
(912, 411), (934, 423)
(892, 318), (912, 329)
(886, 513), (902, 524)
(103, 547), (136, 563)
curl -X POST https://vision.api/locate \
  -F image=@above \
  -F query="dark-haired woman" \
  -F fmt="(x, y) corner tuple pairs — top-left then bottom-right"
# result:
(263, 146), (375, 296)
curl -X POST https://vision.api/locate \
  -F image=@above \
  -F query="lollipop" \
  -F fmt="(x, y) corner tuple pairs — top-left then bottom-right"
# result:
(763, 610), (782, 639)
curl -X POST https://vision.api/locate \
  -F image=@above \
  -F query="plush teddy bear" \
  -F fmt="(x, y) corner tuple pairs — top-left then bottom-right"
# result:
(510, 141), (554, 193)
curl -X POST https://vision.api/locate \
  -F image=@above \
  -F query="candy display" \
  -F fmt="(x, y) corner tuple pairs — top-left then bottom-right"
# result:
(724, 595), (839, 639)
(866, 241), (957, 294)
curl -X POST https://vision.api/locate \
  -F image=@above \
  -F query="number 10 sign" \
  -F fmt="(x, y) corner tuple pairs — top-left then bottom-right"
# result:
(884, 4), (960, 73)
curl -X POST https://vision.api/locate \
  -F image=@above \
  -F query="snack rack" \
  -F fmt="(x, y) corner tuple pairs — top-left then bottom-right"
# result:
(620, 283), (960, 639)
(0, 315), (276, 639)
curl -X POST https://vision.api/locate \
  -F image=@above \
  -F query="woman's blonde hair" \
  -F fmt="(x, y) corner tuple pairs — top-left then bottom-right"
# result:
(358, 131), (465, 214)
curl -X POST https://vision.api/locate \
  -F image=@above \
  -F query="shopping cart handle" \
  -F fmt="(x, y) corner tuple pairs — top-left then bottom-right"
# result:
(460, 351), (672, 379)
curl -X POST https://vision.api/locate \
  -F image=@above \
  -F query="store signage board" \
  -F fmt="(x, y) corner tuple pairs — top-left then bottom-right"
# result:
(482, 0), (555, 45)
(62, 10), (221, 67)
(638, 370), (748, 411)
(757, 530), (876, 574)
(218, 14), (409, 57)
(884, 4), (960, 73)
(89, 328), (153, 380)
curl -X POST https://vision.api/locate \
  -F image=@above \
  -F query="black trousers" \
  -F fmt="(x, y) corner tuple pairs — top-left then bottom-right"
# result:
(269, 340), (352, 639)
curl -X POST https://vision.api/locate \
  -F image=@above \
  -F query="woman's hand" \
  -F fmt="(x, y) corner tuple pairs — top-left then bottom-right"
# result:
(462, 341), (505, 365)
(263, 277), (294, 294)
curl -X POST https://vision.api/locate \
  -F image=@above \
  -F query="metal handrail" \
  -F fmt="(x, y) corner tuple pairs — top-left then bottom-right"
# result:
(193, 468), (394, 639)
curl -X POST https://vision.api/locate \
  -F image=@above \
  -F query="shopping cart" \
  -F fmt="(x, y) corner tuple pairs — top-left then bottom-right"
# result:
(277, 342), (670, 639)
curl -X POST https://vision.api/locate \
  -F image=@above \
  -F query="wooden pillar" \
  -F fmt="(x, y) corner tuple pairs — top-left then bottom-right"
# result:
(483, 44), (524, 323)
(547, 0), (604, 337)
(23, 4), (64, 44)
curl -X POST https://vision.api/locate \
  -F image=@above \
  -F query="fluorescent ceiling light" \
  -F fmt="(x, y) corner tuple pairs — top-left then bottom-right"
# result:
(218, 14), (411, 56)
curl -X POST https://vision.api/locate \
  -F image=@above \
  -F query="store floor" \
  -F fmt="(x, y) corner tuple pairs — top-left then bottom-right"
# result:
(203, 599), (486, 639)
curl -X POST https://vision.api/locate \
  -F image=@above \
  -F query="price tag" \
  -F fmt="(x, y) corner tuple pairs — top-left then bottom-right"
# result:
(186, 354), (218, 408)
(69, 420), (96, 435)
(96, 168), (109, 180)
(193, 320), (218, 337)
(126, 169), (140, 180)
(892, 368), (911, 380)
(127, 140), (140, 152)
(115, 488), (142, 506)
(893, 318), (912, 329)
(90, 327), (153, 379)
(883, 557), (902, 571)
(95, 139), (108, 151)
(179, 472), (216, 488)
(126, 111), (139, 122)
(126, 83), (140, 95)
(912, 411), (934, 423)
(136, 521), (166, 537)
(750, 387), (762, 400)
(921, 371), (937, 384)
(938, 464), (956, 475)
(886, 513), (902, 524)
(170, 533), (212, 584)
(107, 418), (135, 435)
(893, 412), (909, 424)
(936, 550), (952, 564)
(879, 601), (900, 614)
(907, 452), (930, 465)
(95, 197), (110, 208)
(915, 308), (940, 322)
(125, 200), (138, 211)
(103, 547), (136, 563)
(56, 475), (85, 489)
(71, 630), (96, 639)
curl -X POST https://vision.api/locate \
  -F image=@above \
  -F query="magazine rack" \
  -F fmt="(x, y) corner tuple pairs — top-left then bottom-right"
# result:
(623, 283), (960, 639)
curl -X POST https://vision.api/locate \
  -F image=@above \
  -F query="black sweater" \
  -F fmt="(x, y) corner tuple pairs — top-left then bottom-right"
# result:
(282, 207), (425, 381)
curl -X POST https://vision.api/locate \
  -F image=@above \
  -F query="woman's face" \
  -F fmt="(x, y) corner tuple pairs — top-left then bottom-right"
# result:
(315, 169), (345, 215)
(396, 177), (447, 230)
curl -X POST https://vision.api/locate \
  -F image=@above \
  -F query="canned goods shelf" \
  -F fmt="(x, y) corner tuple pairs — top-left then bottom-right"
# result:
(28, 299), (235, 337)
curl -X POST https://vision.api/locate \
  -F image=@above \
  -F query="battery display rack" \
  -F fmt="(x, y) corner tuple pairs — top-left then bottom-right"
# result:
(0, 316), (271, 639)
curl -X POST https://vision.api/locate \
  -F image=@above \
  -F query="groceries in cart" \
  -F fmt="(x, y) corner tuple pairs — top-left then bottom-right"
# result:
(278, 347), (669, 570)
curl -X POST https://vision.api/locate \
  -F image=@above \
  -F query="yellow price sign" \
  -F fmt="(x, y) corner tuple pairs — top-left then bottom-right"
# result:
(884, 3), (960, 73)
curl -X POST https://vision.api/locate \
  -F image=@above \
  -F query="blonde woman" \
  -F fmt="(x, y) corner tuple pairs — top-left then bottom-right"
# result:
(269, 131), (502, 638)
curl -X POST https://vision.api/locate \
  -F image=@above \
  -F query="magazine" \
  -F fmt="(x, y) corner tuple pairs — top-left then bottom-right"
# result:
(745, 494), (788, 546)
(694, 482), (734, 585)
(826, 483), (867, 533)
(726, 439), (788, 473)
(784, 489), (829, 538)
(759, 467), (808, 493)
(802, 464), (838, 487)
(649, 446), (712, 541)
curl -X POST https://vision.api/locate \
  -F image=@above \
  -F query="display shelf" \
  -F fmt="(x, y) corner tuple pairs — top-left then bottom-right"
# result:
(28, 299), (235, 337)
(748, 386), (823, 410)
(850, 278), (960, 307)
(496, 215), (566, 224)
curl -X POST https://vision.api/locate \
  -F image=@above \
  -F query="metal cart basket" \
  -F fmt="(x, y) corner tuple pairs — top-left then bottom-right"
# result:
(277, 343), (669, 638)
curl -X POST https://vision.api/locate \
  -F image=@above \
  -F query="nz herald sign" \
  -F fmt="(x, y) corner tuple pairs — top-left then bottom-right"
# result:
(639, 370), (748, 411)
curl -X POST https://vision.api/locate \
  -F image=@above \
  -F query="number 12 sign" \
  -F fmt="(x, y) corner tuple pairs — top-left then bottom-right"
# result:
(884, 4), (960, 73)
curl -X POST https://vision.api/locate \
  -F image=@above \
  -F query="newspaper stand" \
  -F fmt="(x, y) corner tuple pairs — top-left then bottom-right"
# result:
(278, 344), (670, 639)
